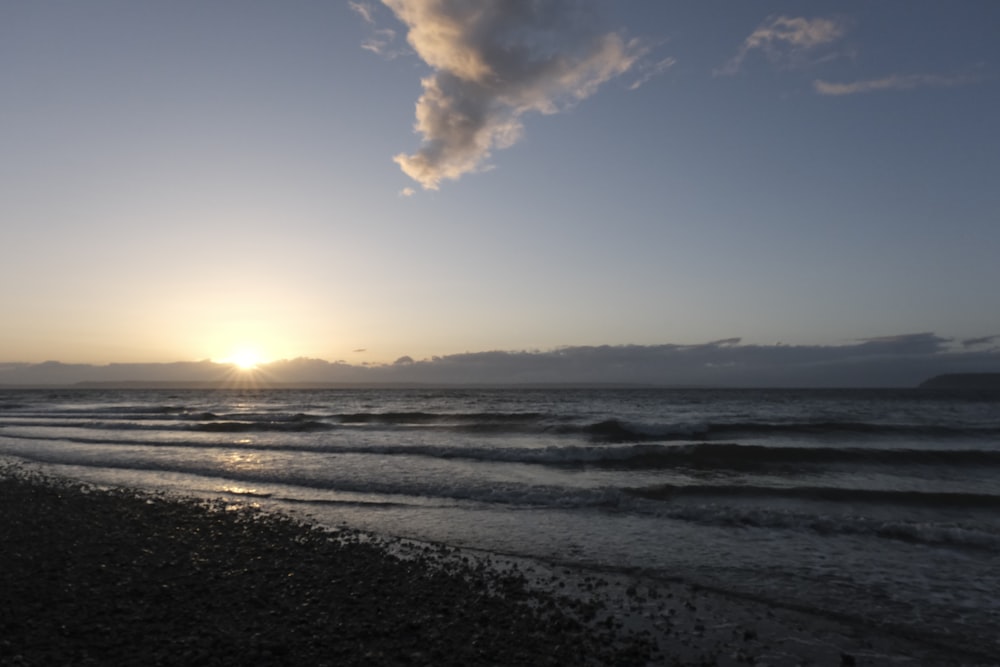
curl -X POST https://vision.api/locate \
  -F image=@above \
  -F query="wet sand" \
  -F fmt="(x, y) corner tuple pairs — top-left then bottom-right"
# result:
(0, 467), (986, 666)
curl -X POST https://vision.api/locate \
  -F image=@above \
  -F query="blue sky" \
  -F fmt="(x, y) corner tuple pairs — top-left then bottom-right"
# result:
(2, 1), (998, 379)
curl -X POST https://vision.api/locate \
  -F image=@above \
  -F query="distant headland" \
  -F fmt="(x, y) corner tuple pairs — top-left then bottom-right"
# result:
(918, 373), (1000, 390)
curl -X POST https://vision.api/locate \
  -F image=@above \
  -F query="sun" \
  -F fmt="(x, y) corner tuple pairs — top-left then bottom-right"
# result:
(222, 347), (264, 371)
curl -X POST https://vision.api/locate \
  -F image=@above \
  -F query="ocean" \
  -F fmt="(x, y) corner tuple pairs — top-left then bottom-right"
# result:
(1, 386), (998, 660)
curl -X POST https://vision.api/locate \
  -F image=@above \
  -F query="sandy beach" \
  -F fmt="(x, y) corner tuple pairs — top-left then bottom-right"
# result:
(0, 466), (989, 666)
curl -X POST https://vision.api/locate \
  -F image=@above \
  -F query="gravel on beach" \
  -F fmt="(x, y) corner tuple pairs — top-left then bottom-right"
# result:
(0, 468), (657, 666)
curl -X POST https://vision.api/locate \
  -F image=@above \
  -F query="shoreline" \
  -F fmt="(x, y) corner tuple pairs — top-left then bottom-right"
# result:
(0, 467), (990, 666)
(0, 467), (657, 666)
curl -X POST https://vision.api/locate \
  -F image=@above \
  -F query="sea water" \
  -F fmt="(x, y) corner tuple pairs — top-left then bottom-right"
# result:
(1, 386), (998, 659)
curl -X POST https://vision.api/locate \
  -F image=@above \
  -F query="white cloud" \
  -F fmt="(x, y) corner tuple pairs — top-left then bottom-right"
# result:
(814, 72), (978, 96)
(399, 186), (416, 197)
(381, 0), (641, 190)
(717, 16), (846, 76)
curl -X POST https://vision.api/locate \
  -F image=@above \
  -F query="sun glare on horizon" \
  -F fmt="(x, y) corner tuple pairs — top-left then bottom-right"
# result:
(219, 347), (265, 371)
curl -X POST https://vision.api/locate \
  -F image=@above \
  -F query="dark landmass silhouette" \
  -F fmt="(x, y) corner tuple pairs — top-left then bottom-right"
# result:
(918, 373), (1000, 390)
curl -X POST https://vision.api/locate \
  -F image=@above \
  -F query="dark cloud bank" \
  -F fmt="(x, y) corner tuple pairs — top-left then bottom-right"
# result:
(2, 334), (999, 388)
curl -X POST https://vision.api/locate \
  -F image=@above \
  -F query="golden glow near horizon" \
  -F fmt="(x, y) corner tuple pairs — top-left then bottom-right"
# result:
(218, 346), (265, 371)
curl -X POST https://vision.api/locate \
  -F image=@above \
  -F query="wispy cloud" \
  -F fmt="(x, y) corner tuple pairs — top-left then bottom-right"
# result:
(814, 72), (979, 96)
(379, 0), (641, 190)
(962, 334), (999, 348)
(349, 1), (375, 24)
(854, 332), (950, 355)
(716, 16), (846, 76)
(628, 56), (676, 91)
(361, 28), (399, 56)
(351, 2), (405, 58)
